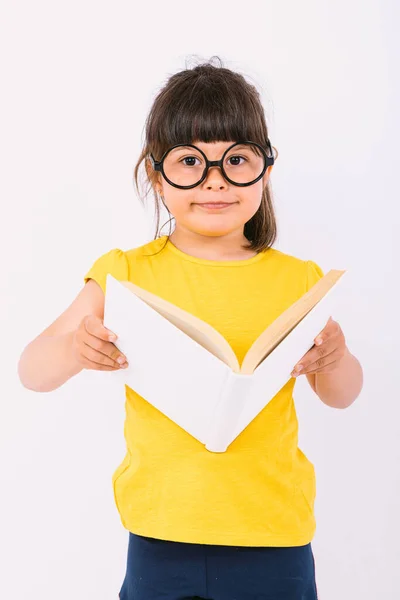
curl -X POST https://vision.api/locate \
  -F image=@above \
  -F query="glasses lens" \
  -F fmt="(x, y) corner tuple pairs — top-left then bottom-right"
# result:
(163, 146), (206, 187)
(223, 143), (266, 184)
(163, 143), (266, 187)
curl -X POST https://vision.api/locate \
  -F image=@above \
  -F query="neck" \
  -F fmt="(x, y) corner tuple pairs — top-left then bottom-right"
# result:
(168, 228), (257, 261)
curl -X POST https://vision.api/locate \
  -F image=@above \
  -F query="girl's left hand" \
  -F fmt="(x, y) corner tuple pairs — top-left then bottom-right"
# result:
(291, 316), (348, 377)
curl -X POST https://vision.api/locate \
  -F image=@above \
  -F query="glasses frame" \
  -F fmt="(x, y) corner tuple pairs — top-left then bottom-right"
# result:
(149, 140), (275, 190)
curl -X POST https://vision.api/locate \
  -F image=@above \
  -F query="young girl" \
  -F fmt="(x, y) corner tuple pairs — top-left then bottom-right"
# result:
(18, 57), (360, 600)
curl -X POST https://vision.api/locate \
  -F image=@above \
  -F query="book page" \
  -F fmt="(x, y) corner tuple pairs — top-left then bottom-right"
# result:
(227, 275), (349, 447)
(104, 275), (233, 445)
(240, 269), (346, 374)
(119, 280), (240, 372)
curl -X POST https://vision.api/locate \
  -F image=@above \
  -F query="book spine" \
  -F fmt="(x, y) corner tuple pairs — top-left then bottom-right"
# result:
(205, 372), (253, 453)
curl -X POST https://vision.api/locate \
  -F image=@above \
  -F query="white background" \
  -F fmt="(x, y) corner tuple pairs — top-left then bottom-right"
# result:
(1, 1), (398, 598)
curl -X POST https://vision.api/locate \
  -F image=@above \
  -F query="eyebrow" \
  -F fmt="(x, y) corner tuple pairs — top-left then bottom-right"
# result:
(171, 142), (244, 154)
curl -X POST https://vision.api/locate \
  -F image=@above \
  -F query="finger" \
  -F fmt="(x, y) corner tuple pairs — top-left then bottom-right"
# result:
(315, 317), (339, 346)
(84, 315), (117, 342)
(85, 331), (127, 364)
(299, 357), (338, 375)
(85, 362), (119, 372)
(293, 334), (337, 372)
(82, 343), (127, 369)
(313, 318), (331, 345)
(297, 348), (341, 375)
(79, 349), (121, 371)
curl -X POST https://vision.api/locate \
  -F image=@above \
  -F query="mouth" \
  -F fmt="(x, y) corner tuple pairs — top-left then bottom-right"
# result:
(196, 202), (236, 210)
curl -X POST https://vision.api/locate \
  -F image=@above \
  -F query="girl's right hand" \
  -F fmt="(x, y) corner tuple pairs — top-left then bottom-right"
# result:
(72, 314), (128, 371)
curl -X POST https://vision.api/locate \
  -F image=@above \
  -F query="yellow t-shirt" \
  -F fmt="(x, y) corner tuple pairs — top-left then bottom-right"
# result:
(84, 235), (324, 547)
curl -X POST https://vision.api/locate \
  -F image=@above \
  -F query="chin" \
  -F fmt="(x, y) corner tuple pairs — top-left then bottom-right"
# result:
(192, 223), (239, 237)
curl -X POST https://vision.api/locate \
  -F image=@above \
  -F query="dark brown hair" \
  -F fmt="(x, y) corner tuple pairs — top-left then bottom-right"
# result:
(133, 55), (278, 253)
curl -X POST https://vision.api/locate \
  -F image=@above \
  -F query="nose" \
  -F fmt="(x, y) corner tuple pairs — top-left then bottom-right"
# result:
(202, 164), (228, 189)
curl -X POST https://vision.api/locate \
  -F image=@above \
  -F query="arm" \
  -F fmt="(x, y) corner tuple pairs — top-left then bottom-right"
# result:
(293, 315), (363, 409)
(314, 346), (363, 409)
(306, 373), (317, 394)
(17, 279), (105, 393)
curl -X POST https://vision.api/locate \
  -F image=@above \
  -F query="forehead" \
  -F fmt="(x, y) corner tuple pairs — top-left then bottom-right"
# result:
(191, 140), (237, 151)
(175, 140), (240, 157)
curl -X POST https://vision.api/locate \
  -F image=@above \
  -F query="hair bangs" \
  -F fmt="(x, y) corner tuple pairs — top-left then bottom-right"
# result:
(147, 71), (269, 157)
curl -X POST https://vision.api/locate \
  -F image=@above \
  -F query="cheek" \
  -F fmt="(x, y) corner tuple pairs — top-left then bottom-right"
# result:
(162, 187), (196, 215)
(238, 191), (263, 220)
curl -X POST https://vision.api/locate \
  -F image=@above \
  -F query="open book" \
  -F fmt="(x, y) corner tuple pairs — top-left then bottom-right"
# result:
(103, 268), (348, 453)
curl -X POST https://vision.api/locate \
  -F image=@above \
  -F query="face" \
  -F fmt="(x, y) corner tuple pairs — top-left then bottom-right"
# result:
(153, 140), (274, 239)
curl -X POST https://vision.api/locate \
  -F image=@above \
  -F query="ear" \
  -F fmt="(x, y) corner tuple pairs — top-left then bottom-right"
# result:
(145, 157), (162, 193)
(262, 164), (274, 189)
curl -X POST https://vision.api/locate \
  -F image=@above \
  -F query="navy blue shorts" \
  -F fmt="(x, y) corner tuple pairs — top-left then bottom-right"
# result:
(119, 532), (319, 600)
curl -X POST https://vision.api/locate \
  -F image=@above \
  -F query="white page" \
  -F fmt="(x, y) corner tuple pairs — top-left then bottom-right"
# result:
(228, 270), (350, 446)
(103, 275), (231, 445)
(205, 371), (254, 452)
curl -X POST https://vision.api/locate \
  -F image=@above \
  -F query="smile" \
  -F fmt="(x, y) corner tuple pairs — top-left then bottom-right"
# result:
(196, 203), (235, 210)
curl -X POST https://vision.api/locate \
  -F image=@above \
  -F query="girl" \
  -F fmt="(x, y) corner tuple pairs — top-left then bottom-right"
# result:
(18, 57), (360, 600)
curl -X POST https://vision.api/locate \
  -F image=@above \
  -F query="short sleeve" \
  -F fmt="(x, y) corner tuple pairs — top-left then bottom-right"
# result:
(83, 248), (130, 294)
(305, 259), (325, 293)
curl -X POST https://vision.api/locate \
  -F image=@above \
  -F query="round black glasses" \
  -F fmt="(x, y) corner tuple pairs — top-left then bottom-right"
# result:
(149, 140), (275, 190)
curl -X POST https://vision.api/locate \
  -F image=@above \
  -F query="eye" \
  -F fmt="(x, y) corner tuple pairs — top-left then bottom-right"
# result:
(227, 155), (247, 166)
(179, 156), (202, 167)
